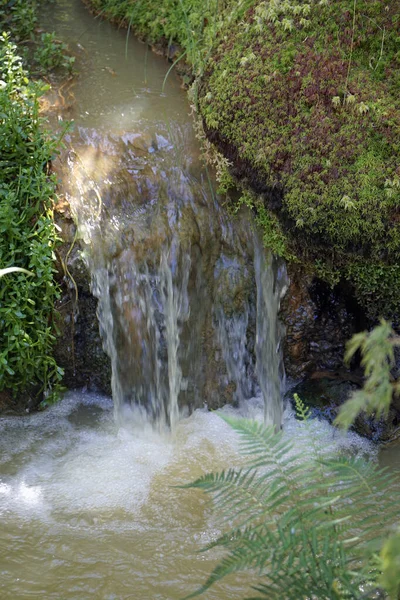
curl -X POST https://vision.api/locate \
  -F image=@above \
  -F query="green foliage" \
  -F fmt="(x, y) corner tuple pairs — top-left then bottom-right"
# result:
(236, 190), (296, 261)
(182, 413), (399, 599)
(0, 0), (75, 75)
(33, 32), (75, 74)
(0, 33), (63, 401)
(346, 262), (400, 320)
(380, 530), (400, 599)
(194, 0), (400, 316)
(335, 320), (400, 429)
(0, 0), (38, 41)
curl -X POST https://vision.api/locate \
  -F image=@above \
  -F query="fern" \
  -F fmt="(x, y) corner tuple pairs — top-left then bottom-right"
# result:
(380, 530), (400, 598)
(335, 320), (400, 429)
(182, 414), (400, 599)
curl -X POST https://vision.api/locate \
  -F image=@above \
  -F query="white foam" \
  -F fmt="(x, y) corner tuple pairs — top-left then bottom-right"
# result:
(0, 391), (376, 523)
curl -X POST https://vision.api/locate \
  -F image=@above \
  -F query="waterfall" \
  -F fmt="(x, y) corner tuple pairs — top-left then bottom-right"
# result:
(215, 304), (252, 405)
(64, 128), (288, 429)
(254, 238), (288, 428)
(89, 240), (191, 428)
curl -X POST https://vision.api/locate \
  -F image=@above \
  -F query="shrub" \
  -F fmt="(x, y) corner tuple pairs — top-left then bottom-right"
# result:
(0, 33), (63, 403)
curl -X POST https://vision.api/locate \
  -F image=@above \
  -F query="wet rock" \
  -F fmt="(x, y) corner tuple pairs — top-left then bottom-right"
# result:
(53, 205), (111, 394)
(280, 265), (361, 379)
(122, 132), (155, 154)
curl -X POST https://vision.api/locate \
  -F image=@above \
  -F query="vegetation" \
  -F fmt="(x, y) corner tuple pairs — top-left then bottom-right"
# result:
(335, 320), (400, 430)
(0, 0), (75, 74)
(197, 0), (400, 317)
(182, 371), (400, 599)
(0, 33), (63, 403)
(86, 0), (400, 317)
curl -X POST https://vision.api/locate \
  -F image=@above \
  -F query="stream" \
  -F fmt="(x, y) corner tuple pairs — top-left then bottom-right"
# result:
(0, 1), (393, 598)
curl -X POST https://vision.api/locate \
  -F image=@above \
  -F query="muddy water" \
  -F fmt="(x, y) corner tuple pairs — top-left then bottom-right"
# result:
(0, 393), (375, 599)
(44, 0), (191, 129)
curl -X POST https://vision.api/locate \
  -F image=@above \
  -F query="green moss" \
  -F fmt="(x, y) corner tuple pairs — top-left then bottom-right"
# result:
(345, 263), (400, 320)
(236, 190), (295, 261)
(196, 0), (400, 316)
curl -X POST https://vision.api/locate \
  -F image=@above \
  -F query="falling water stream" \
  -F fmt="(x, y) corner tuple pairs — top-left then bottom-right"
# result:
(0, 1), (385, 598)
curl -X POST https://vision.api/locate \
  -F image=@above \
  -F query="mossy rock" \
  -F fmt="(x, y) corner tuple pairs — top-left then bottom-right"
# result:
(198, 0), (400, 316)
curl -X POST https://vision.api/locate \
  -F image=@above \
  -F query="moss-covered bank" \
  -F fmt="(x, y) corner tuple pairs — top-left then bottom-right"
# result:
(87, 0), (400, 318)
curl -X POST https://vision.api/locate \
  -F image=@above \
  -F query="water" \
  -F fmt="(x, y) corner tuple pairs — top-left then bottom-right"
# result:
(254, 240), (288, 427)
(47, 0), (286, 427)
(0, 392), (376, 599)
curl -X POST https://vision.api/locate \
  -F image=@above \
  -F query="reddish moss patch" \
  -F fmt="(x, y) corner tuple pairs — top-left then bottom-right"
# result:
(198, 0), (400, 316)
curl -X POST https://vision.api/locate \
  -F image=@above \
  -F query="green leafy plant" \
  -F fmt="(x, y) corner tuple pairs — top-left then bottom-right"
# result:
(0, 0), (37, 41)
(33, 32), (75, 74)
(0, 32), (63, 403)
(335, 320), (400, 429)
(0, 0), (75, 76)
(182, 402), (400, 599)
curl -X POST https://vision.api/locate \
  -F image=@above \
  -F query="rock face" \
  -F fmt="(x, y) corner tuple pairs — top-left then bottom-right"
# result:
(52, 130), (263, 417)
(280, 265), (366, 380)
(53, 202), (112, 395)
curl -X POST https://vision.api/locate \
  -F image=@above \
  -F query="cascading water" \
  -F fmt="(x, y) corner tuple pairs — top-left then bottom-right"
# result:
(89, 229), (191, 428)
(65, 127), (287, 429)
(254, 240), (288, 427)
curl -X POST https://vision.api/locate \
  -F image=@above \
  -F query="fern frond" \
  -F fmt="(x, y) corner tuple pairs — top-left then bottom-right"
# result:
(247, 526), (364, 599)
(182, 526), (276, 599)
(337, 320), (400, 428)
(293, 392), (311, 421)
(182, 413), (400, 600)
(380, 530), (400, 599)
(217, 416), (294, 466)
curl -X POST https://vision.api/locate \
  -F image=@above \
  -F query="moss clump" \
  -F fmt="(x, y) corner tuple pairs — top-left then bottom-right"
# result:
(196, 0), (400, 316)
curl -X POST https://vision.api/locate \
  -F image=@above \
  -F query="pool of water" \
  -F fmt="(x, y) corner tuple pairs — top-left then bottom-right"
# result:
(0, 392), (376, 599)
